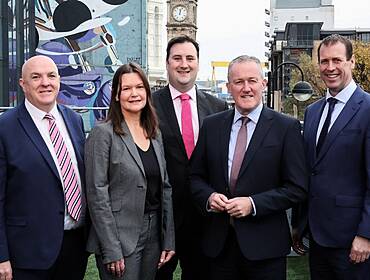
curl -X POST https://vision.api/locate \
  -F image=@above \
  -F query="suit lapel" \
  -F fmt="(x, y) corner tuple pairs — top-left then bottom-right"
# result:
(196, 89), (209, 127)
(152, 137), (165, 182)
(58, 105), (83, 169)
(119, 121), (146, 176)
(307, 98), (326, 164)
(158, 86), (187, 158)
(17, 103), (60, 180)
(315, 88), (362, 164)
(238, 107), (273, 178)
(220, 110), (234, 185)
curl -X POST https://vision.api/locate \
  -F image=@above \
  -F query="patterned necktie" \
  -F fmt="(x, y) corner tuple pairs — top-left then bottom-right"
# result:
(230, 117), (249, 193)
(316, 97), (337, 155)
(180, 93), (195, 159)
(44, 113), (82, 221)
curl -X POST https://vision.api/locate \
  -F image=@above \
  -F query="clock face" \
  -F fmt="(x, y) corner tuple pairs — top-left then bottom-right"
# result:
(172, 5), (187, 22)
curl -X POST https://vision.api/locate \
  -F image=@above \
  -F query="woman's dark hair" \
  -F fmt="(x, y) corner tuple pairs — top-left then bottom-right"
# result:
(107, 62), (158, 138)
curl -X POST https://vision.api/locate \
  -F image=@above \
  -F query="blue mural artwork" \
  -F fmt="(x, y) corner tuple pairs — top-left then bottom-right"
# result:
(34, 0), (147, 128)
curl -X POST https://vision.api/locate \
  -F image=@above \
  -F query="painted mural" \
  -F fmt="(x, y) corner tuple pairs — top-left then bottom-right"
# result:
(34, 0), (146, 127)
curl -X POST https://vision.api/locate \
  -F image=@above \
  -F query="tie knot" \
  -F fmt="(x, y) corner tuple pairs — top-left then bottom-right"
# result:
(44, 113), (55, 120)
(240, 116), (249, 126)
(180, 93), (190, 101)
(327, 97), (337, 105)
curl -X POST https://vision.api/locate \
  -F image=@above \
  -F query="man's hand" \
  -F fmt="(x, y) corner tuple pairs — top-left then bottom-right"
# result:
(350, 236), (370, 263)
(208, 192), (229, 212)
(291, 228), (307, 256)
(106, 258), (125, 278)
(0, 261), (12, 280)
(158, 250), (175, 269)
(225, 197), (252, 218)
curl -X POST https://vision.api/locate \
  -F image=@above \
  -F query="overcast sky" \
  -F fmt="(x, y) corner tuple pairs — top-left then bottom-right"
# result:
(196, 0), (370, 80)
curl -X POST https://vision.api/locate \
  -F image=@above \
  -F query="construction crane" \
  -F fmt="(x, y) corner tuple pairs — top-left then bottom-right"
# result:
(211, 61), (229, 92)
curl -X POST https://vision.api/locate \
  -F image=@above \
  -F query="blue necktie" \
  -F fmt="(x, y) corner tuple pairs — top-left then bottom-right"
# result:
(316, 97), (337, 155)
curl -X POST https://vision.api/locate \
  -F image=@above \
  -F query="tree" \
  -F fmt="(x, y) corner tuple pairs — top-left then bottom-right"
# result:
(353, 40), (370, 92)
(290, 52), (326, 97)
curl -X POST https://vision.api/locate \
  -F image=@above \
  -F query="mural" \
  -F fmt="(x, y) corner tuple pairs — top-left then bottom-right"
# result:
(34, 0), (147, 127)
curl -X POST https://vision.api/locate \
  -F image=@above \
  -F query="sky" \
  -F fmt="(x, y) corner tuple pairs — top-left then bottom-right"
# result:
(196, 0), (370, 81)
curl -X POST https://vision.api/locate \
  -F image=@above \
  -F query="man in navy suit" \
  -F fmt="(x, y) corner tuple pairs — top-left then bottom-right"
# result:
(292, 34), (370, 279)
(0, 55), (88, 280)
(190, 55), (307, 280)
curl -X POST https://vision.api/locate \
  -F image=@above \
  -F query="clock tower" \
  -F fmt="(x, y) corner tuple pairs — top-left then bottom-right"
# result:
(167, 0), (198, 41)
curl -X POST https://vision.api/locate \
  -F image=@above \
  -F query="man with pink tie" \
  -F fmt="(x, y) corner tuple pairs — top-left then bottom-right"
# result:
(0, 55), (88, 280)
(153, 36), (228, 280)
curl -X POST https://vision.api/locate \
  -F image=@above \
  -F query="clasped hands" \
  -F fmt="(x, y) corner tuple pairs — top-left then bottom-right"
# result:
(208, 192), (253, 218)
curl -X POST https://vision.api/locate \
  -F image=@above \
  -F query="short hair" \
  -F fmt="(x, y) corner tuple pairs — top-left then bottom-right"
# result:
(166, 35), (199, 61)
(227, 55), (264, 81)
(107, 62), (158, 138)
(317, 34), (353, 62)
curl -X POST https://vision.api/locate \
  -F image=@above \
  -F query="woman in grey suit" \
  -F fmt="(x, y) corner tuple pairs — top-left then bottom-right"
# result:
(85, 63), (175, 280)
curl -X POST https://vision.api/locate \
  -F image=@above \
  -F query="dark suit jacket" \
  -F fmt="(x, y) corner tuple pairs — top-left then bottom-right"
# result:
(294, 86), (370, 248)
(152, 86), (228, 231)
(0, 102), (85, 269)
(190, 107), (307, 260)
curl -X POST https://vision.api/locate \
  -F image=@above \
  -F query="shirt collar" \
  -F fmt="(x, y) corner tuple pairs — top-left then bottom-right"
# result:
(325, 79), (356, 105)
(25, 99), (58, 121)
(233, 102), (263, 125)
(169, 84), (197, 101)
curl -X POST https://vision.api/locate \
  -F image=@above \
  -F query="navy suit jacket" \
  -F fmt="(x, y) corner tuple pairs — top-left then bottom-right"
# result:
(190, 107), (307, 260)
(295, 86), (370, 248)
(0, 102), (85, 269)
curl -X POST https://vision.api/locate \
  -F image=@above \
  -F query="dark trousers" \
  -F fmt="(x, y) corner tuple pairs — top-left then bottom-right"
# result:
(209, 227), (286, 280)
(13, 227), (88, 280)
(309, 238), (370, 280)
(155, 221), (209, 280)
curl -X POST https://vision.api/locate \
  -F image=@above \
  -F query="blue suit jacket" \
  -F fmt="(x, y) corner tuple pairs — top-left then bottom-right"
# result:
(300, 86), (370, 248)
(0, 102), (85, 269)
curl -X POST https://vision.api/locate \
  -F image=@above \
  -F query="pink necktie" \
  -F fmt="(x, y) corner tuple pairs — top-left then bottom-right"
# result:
(44, 113), (82, 221)
(180, 93), (195, 159)
(229, 117), (249, 193)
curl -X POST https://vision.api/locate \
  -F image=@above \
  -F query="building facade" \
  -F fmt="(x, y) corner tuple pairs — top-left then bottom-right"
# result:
(147, 0), (167, 87)
(270, 0), (334, 36)
(1, 0), (36, 107)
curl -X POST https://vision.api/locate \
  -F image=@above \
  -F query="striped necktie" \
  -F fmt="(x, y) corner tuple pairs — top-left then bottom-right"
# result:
(44, 113), (82, 221)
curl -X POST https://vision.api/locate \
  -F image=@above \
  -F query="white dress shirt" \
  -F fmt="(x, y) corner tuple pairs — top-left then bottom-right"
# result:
(25, 99), (85, 230)
(169, 84), (200, 144)
(316, 80), (357, 144)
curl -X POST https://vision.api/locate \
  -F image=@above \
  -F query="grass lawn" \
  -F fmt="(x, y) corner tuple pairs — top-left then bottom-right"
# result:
(84, 255), (309, 279)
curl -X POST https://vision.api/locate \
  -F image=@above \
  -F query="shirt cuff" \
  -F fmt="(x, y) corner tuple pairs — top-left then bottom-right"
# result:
(249, 196), (256, 216)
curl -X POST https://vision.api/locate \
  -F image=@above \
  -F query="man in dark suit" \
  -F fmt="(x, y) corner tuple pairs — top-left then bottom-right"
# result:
(0, 55), (88, 280)
(190, 55), (307, 280)
(292, 34), (370, 279)
(153, 36), (228, 280)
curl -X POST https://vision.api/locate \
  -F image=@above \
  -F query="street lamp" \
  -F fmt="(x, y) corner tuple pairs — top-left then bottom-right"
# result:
(267, 61), (313, 108)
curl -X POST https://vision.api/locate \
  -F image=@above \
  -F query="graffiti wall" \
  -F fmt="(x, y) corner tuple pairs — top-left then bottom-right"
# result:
(34, 0), (147, 126)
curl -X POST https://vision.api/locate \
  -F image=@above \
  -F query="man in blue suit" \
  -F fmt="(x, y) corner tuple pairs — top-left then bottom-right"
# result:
(292, 34), (370, 279)
(0, 55), (88, 280)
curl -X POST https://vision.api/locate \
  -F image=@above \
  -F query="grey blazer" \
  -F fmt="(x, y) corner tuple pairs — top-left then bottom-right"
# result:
(85, 120), (175, 264)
